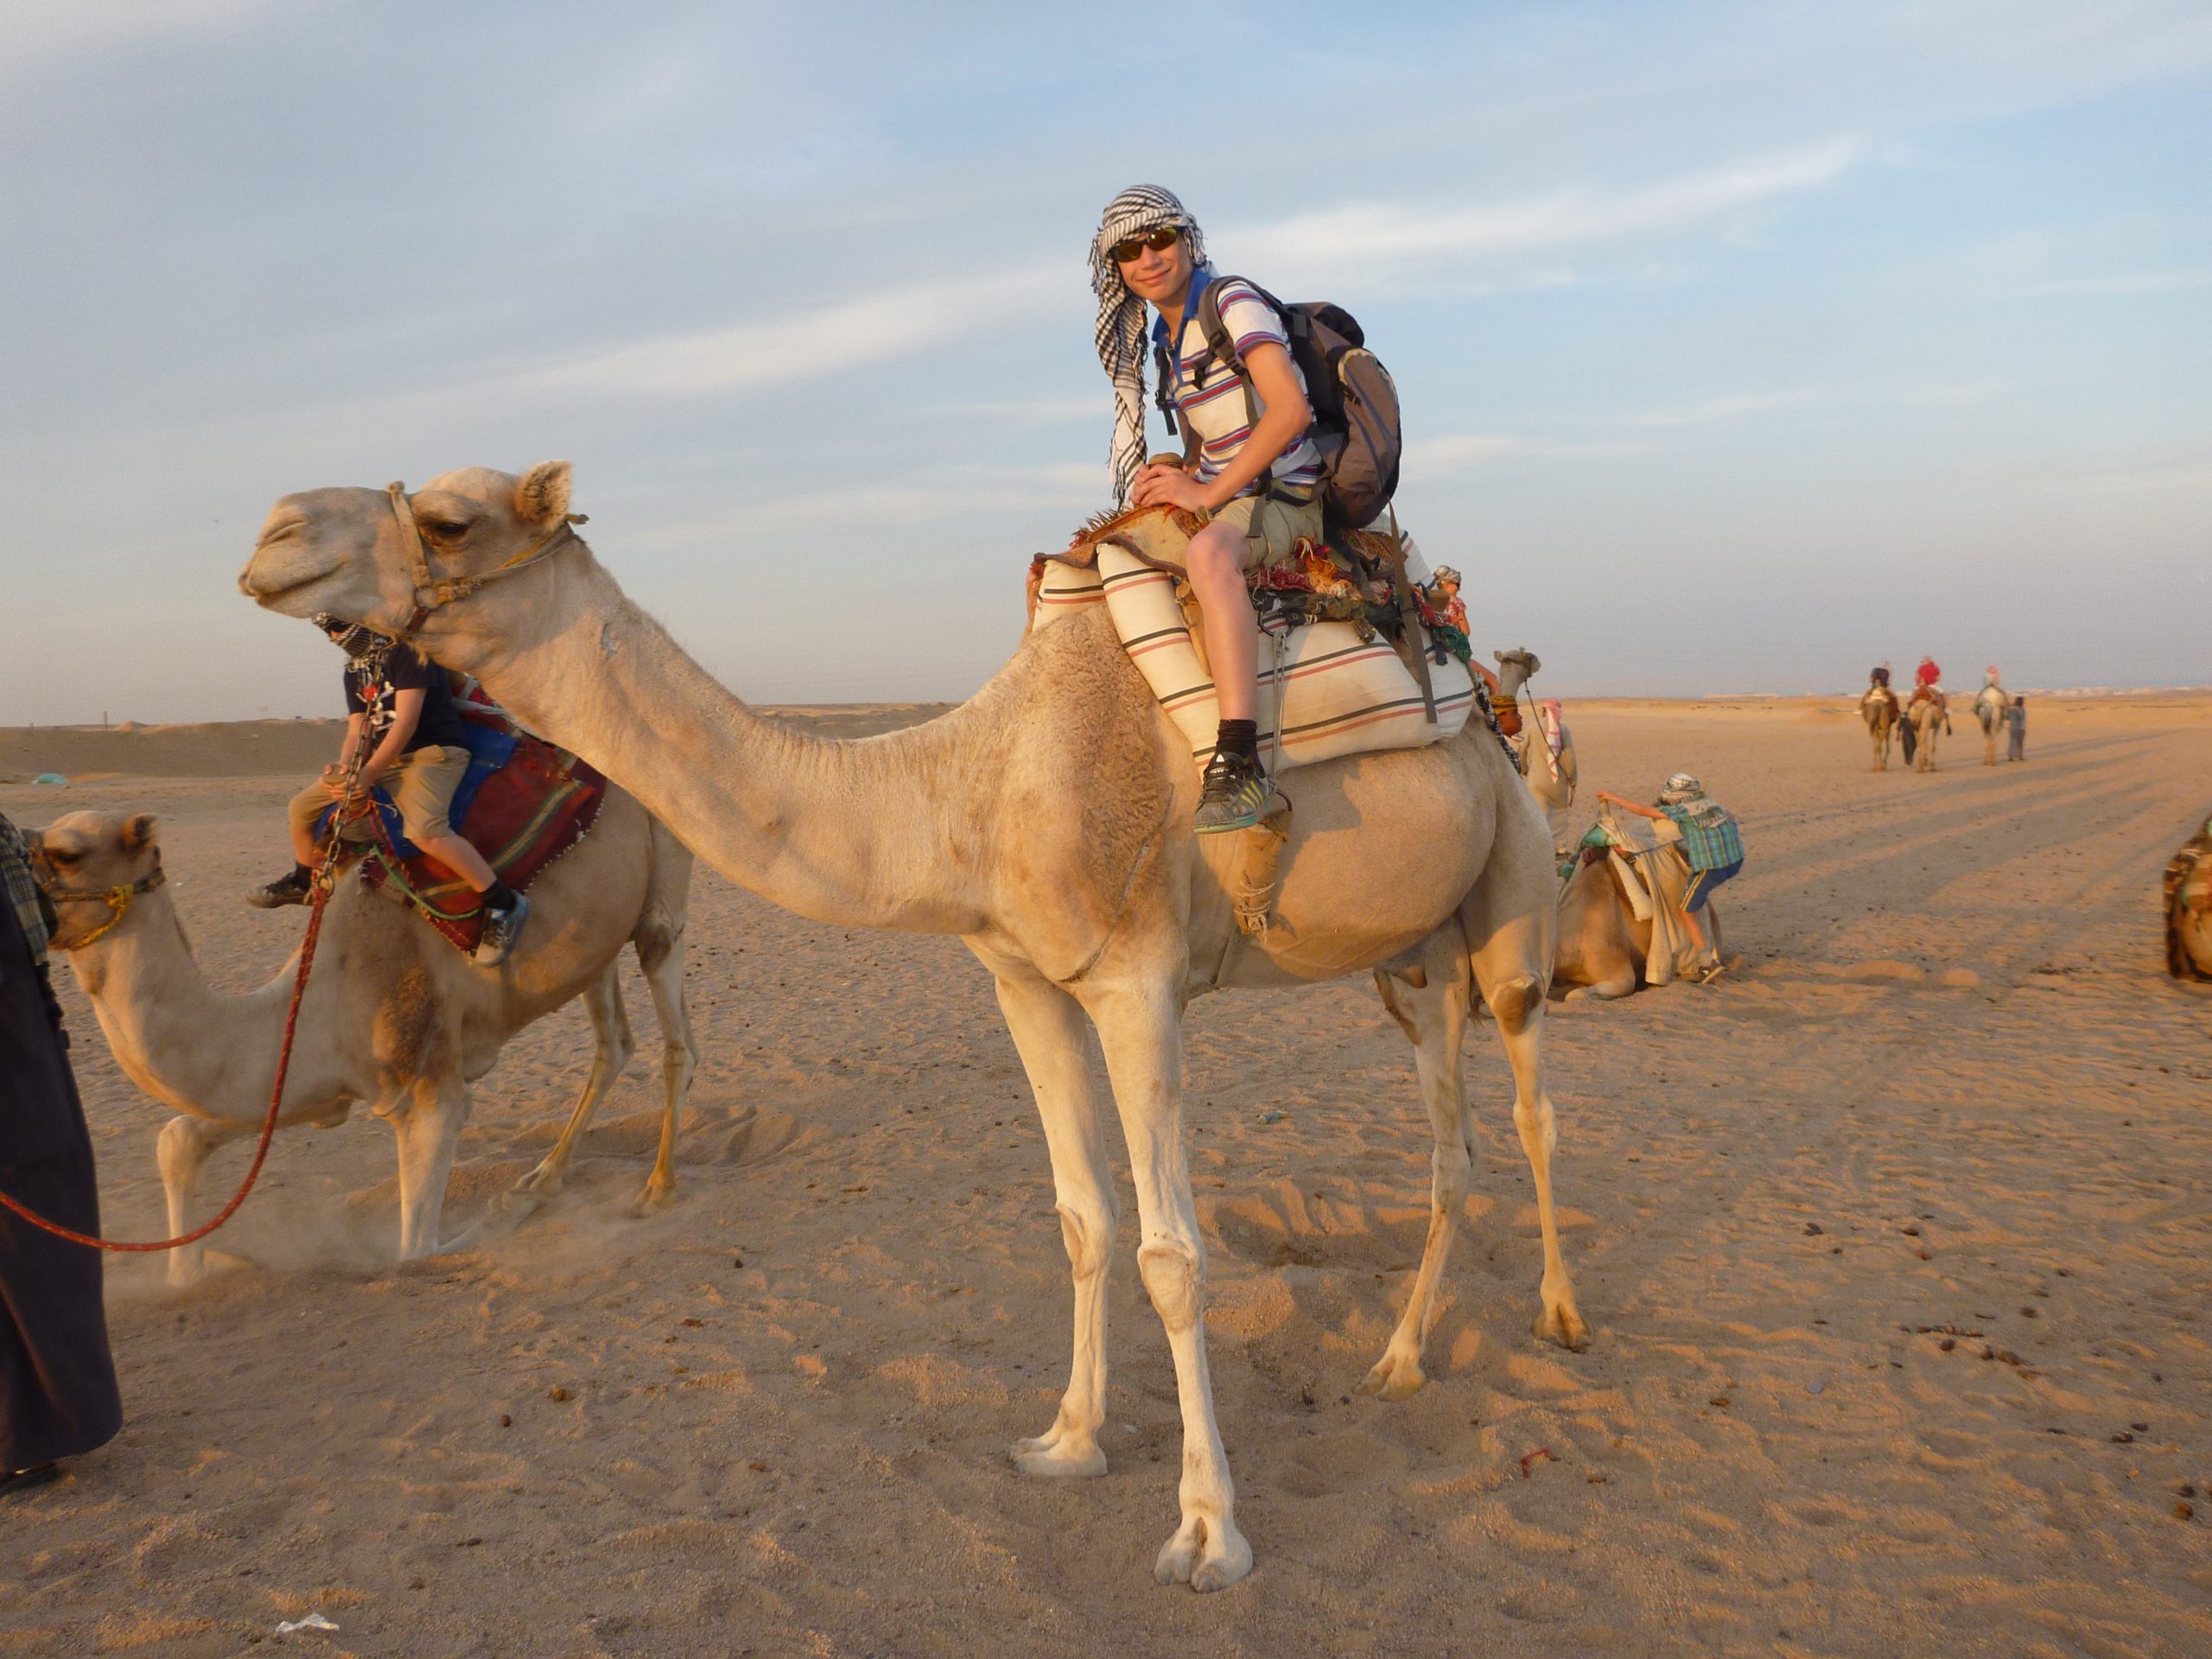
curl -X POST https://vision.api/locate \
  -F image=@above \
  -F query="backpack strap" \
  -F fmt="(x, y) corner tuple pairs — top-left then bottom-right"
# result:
(1197, 275), (1283, 497)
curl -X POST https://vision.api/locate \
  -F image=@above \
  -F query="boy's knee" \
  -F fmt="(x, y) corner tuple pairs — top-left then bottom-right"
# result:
(1185, 523), (1245, 582)
(286, 787), (331, 831)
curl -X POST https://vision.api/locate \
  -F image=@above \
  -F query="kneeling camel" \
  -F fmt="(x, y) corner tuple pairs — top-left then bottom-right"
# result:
(35, 798), (696, 1287)
(239, 461), (1590, 1594)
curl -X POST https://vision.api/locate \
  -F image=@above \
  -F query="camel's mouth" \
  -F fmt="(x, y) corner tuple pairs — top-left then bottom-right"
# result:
(237, 555), (343, 613)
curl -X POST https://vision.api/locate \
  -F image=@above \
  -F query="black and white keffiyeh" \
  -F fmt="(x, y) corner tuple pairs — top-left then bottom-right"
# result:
(1090, 184), (1208, 503)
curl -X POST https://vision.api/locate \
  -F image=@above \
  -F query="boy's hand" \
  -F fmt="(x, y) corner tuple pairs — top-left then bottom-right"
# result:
(1130, 461), (1210, 512)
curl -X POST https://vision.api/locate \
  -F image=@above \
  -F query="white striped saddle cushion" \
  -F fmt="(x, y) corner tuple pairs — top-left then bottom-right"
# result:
(1035, 548), (1473, 771)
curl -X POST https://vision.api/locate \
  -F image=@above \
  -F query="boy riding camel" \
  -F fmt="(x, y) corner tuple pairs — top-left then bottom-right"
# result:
(248, 618), (529, 966)
(1090, 185), (1323, 832)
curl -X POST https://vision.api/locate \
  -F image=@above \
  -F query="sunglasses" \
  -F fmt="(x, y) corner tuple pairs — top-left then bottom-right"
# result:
(1109, 226), (1181, 264)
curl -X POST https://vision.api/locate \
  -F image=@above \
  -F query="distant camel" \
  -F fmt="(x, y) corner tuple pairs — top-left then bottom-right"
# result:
(36, 803), (696, 1286)
(1910, 690), (1947, 772)
(1861, 684), (1900, 770)
(1552, 847), (1722, 999)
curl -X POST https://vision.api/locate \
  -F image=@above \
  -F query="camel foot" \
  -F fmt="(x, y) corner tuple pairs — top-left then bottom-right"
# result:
(1011, 1422), (1107, 1479)
(508, 1161), (564, 1200)
(1154, 1513), (1252, 1593)
(1355, 1349), (1429, 1402)
(631, 1179), (677, 1217)
(1534, 1300), (1591, 1352)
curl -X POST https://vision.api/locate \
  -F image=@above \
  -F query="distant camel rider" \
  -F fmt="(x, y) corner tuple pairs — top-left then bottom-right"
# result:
(1866, 664), (1899, 715)
(1090, 184), (1323, 833)
(1915, 656), (1942, 695)
(248, 618), (530, 967)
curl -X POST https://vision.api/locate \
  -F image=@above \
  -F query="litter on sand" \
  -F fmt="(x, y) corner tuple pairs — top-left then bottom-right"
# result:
(275, 1613), (340, 1635)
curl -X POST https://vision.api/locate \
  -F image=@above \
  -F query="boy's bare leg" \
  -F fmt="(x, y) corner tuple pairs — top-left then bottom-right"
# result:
(1184, 523), (1255, 722)
(1682, 908), (1707, 954)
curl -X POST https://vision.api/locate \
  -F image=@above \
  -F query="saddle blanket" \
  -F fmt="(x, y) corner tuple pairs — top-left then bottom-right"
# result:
(1034, 537), (1475, 772)
(319, 698), (605, 954)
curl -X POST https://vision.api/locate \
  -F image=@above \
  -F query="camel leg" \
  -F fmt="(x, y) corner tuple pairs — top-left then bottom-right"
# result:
(156, 1116), (254, 1289)
(510, 963), (633, 1205)
(631, 892), (698, 1213)
(1468, 925), (1590, 1353)
(1359, 924), (1475, 1401)
(1085, 976), (1250, 1593)
(992, 965), (1116, 1479)
(391, 1079), (470, 1260)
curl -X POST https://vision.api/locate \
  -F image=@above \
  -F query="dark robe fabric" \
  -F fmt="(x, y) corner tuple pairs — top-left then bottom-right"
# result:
(0, 889), (124, 1474)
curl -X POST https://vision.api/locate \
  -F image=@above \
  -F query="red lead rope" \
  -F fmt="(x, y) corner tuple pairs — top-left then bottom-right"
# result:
(1, 762), (365, 1251)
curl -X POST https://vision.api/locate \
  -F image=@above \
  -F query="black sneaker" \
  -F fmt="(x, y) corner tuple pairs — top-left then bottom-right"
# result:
(474, 891), (531, 967)
(245, 871), (311, 909)
(1194, 750), (1269, 835)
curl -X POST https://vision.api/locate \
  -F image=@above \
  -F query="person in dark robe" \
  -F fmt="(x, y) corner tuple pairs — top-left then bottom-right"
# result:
(0, 810), (123, 1495)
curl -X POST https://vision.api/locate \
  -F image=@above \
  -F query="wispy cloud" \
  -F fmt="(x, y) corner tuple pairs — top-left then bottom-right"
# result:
(519, 267), (1064, 400)
(632, 462), (1100, 543)
(1227, 137), (1866, 284)
(1403, 433), (1649, 478)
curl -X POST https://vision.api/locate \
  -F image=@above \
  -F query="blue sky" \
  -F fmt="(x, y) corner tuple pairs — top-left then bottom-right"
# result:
(3, 1), (2207, 721)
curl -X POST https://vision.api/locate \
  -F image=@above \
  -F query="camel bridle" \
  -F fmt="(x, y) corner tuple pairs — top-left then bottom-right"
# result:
(29, 841), (167, 950)
(386, 480), (588, 641)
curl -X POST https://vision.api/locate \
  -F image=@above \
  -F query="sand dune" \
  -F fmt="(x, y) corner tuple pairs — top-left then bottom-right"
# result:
(2, 696), (2208, 1657)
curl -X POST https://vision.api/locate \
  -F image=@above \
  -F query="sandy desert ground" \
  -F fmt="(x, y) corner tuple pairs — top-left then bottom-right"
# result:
(2, 693), (2208, 1658)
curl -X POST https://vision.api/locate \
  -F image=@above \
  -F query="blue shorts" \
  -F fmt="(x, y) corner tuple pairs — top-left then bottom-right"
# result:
(1681, 858), (1741, 913)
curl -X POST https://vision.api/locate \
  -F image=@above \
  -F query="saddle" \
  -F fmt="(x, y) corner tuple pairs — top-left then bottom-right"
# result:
(1030, 503), (1487, 774)
(318, 689), (605, 954)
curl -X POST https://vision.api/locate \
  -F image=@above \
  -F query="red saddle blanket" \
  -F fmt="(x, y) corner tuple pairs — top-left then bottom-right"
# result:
(356, 713), (605, 955)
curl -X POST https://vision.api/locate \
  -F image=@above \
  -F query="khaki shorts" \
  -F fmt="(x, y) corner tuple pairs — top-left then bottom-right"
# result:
(1211, 492), (1325, 571)
(288, 744), (470, 846)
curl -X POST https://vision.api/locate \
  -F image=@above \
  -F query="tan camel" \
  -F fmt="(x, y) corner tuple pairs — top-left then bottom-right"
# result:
(2166, 817), (2212, 981)
(1861, 685), (1899, 770)
(1910, 691), (1946, 772)
(1551, 850), (1724, 999)
(35, 798), (696, 1287)
(1973, 684), (2007, 766)
(238, 462), (1587, 1594)
(1494, 649), (1577, 851)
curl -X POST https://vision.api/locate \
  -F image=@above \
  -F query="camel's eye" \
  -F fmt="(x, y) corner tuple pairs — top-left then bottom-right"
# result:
(428, 520), (469, 538)
(47, 848), (78, 866)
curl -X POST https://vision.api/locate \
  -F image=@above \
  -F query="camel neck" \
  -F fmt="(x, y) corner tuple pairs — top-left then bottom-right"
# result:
(429, 555), (991, 935)
(68, 895), (302, 1123)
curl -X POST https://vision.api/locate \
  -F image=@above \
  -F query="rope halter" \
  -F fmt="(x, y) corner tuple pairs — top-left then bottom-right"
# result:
(31, 844), (167, 950)
(386, 480), (588, 641)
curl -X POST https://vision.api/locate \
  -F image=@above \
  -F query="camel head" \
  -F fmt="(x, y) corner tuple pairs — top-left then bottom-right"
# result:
(31, 810), (162, 952)
(1493, 647), (1541, 702)
(238, 462), (576, 649)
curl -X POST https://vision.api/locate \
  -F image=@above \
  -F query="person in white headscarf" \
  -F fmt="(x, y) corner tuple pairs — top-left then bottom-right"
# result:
(1090, 185), (1324, 832)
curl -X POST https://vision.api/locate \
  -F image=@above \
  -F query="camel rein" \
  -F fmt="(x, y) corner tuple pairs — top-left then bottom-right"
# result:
(387, 481), (586, 641)
(0, 753), (372, 1253)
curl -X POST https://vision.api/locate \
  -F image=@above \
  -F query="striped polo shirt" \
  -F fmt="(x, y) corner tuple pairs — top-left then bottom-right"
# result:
(1153, 270), (1323, 500)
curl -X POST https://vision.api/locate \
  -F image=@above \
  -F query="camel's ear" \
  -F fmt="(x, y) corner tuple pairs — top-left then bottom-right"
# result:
(118, 813), (157, 854)
(515, 461), (573, 527)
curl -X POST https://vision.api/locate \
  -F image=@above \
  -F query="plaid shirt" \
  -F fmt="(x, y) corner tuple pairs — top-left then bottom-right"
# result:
(1661, 798), (1744, 873)
(0, 810), (49, 969)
